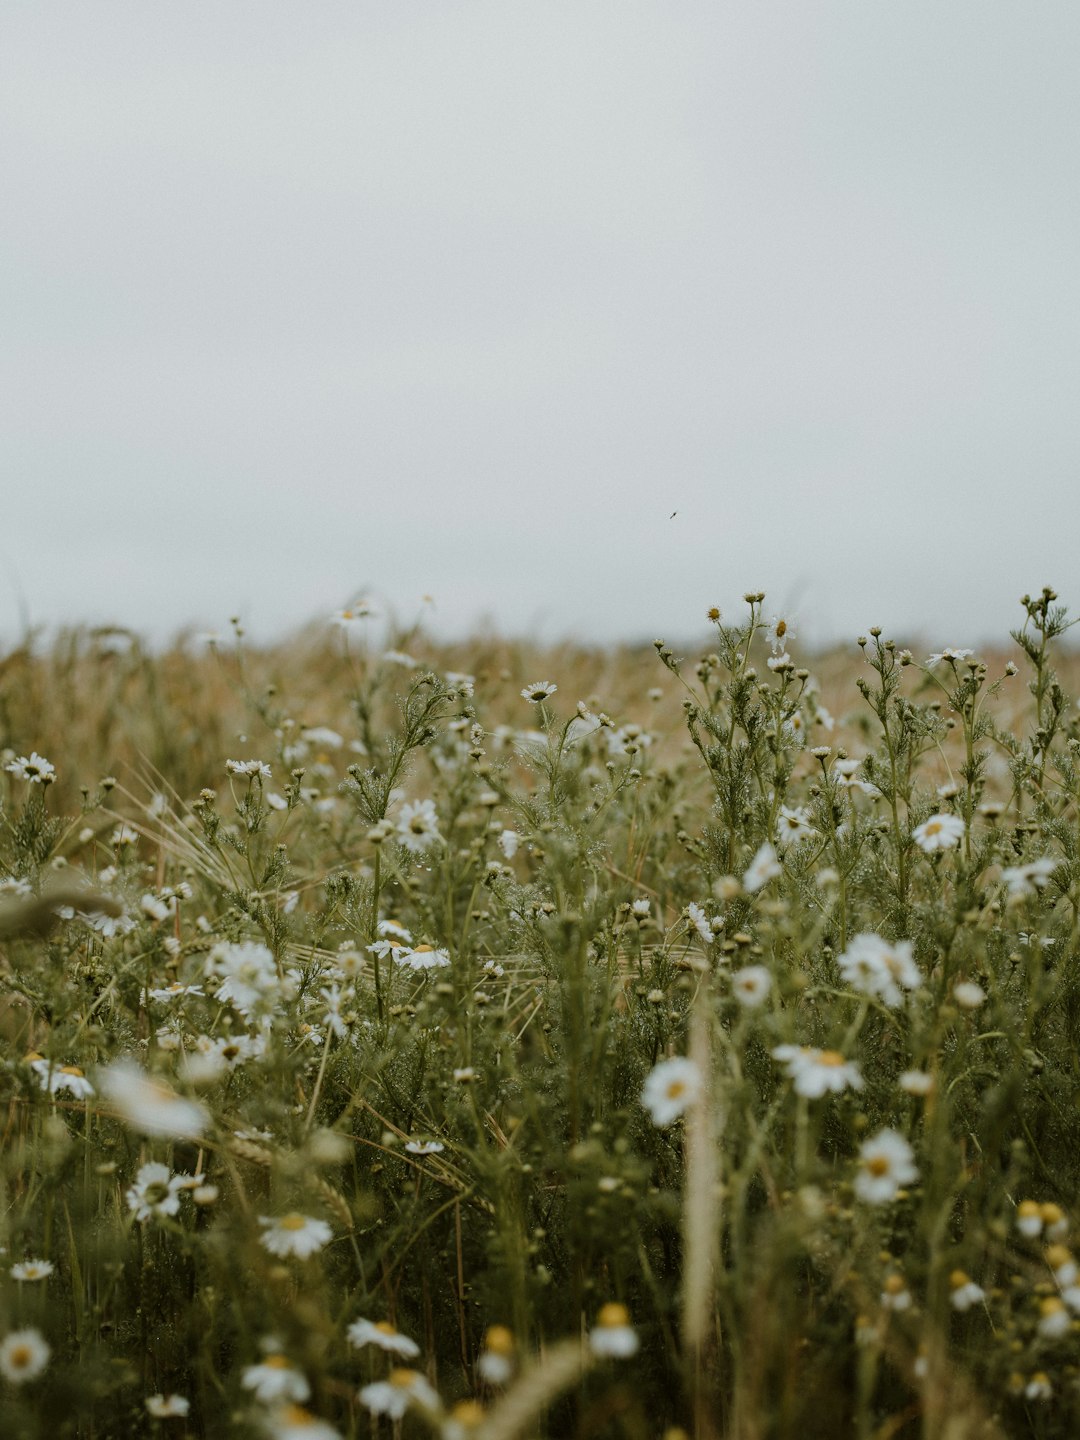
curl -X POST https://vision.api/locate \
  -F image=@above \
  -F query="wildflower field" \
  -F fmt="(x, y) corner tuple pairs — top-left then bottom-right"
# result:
(2, 590), (1080, 1440)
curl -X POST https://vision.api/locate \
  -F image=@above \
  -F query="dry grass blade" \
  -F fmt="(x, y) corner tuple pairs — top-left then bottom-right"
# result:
(0, 888), (122, 942)
(682, 984), (719, 1354)
(477, 1339), (591, 1440)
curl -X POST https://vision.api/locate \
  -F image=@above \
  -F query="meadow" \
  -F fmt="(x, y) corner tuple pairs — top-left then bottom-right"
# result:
(0, 589), (1078, 1440)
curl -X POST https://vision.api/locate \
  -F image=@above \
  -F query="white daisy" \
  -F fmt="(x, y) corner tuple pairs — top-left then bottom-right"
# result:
(775, 805), (815, 849)
(182, 1032), (263, 1083)
(1037, 1297), (1070, 1338)
(4, 753), (55, 784)
(147, 983), (205, 1003)
(0, 1328), (50, 1383)
(1016, 1200), (1043, 1238)
(378, 918), (413, 942)
(261, 1404), (342, 1440)
(927, 648), (974, 668)
(1046, 1245), (1076, 1288)
(1001, 857), (1059, 902)
(498, 829), (520, 860)
(146, 1394), (190, 1417)
(82, 906), (135, 938)
(880, 1275), (912, 1312)
(242, 1355), (311, 1404)
(948, 1271), (986, 1312)
(31, 1060), (95, 1099)
(854, 1129), (919, 1204)
(10, 1260), (53, 1282)
(258, 1214), (332, 1260)
(765, 614), (796, 653)
(912, 814), (965, 853)
(404, 1140), (445, 1155)
(330, 602), (375, 628)
(98, 1061), (208, 1139)
(140, 893), (173, 923)
(301, 727), (343, 750)
(397, 944), (451, 971)
(832, 759), (876, 795)
(358, 1368), (441, 1419)
(1041, 1202), (1070, 1240)
(476, 1325), (516, 1384)
(396, 799), (442, 854)
(731, 965), (772, 1008)
(772, 1045), (864, 1099)
(588, 1303), (639, 1358)
(318, 983), (351, 1038)
(347, 1318), (420, 1358)
(126, 1162), (186, 1224)
(685, 902), (713, 945)
(743, 842), (781, 893)
(520, 681), (557, 704)
(641, 1057), (702, 1127)
(952, 981), (986, 1010)
(226, 758), (272, 779)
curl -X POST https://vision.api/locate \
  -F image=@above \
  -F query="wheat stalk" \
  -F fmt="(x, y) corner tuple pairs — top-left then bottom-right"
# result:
(477, 1339), (591, 1440)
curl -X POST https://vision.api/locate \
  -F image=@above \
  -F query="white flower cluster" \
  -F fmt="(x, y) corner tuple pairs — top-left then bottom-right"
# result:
(836, 933), (922, 1009)
(206, 940), (287, 1017)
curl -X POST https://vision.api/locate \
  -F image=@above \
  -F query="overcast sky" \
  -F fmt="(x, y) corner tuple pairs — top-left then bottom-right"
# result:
(3, 3), (1079, 649)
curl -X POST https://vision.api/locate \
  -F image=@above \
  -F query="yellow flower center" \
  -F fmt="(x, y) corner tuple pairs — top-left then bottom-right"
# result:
(59, 1065), (85, 1077)
(280, 1214), (307, 1231)
(452, 1399), (486, 1424)
(818, 1051), (845, 1067)
(375, 1321), (398, 1336)
(925, 821), (942, 836)
(866, 1157), (890, 1177)
(266, 1355), (290, 1369)
(484, 1325), (515, 1355)
(389, 1368), (419, 1388)
(597, 1302), (630, 1328)
(665, 1080), (687, 1099)
(9, 1346), (32, 1369)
